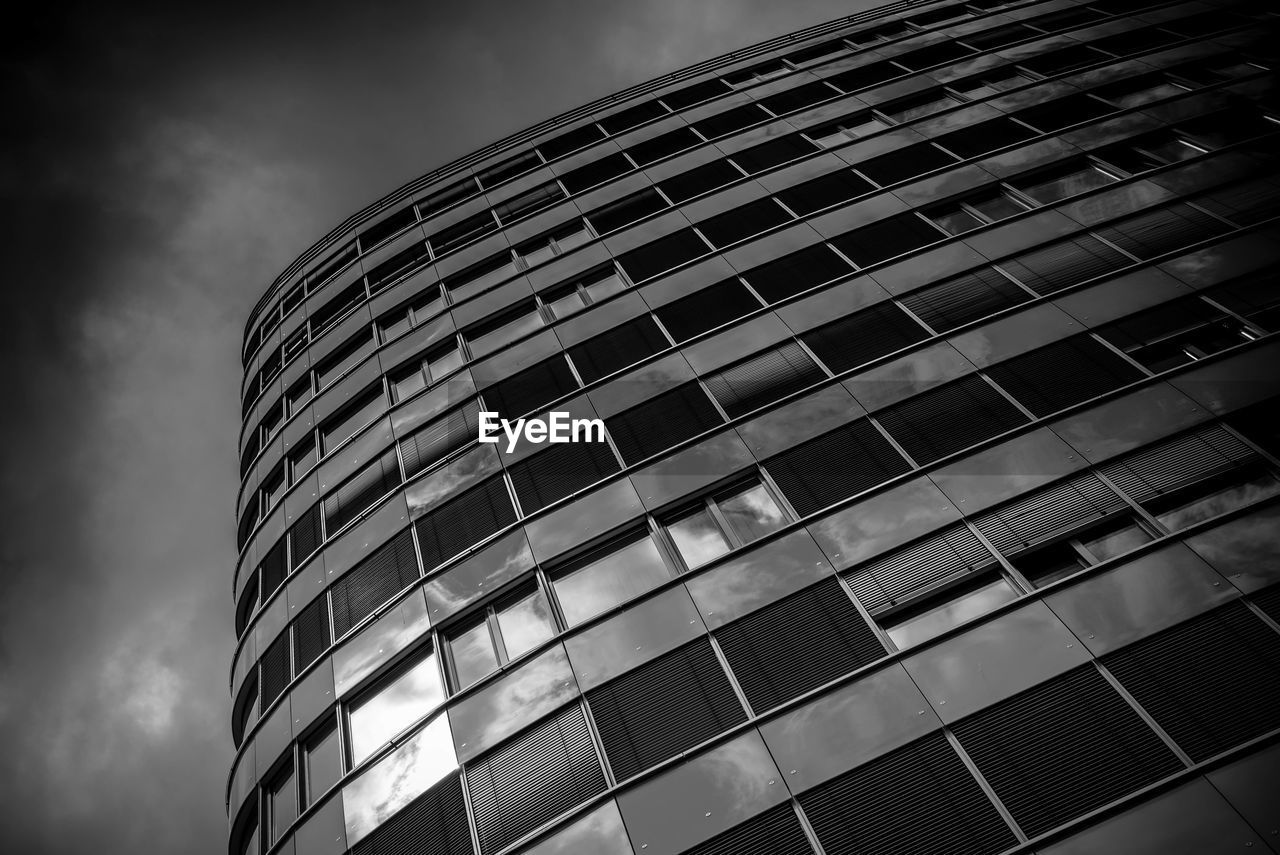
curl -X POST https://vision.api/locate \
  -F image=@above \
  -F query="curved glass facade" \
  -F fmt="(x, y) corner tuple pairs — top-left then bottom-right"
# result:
(231, 1), (1280, 853)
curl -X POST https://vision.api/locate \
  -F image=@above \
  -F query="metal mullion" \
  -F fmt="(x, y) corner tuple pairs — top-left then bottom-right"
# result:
(964, 519), (1035, 595)
(1093, 660), (1195, 768)
(1093, 468), (1168, 536)
(1087, 329), (1157, 379)
(756, 463), (803, 524)
(976, 370), (1039, 423)
(704, 496), (744, 550)
(866, 411), (923, 470)
(944, 727), (1030, 844)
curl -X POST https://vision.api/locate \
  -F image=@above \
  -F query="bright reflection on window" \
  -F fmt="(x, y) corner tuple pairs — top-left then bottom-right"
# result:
(449, 621), (499, 691)
(718, 483), (787, 543)
(553, 536), (671, 626)
(1155, 469), (1280, 532)
(343, 712), (458, 846)
(496, 589), (555, 659)
(348, 650), (445, 765)
(669, 507), (731, 569)
(885, 577), (1018, 649)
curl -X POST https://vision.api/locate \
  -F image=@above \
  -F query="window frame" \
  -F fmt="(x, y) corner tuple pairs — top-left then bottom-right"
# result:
(442, 579), (559, 692)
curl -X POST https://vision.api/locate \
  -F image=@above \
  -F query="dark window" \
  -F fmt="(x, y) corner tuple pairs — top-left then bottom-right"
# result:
(293, 596), (331, 673)
(896, 41), (977, 71)
(482, 355), (579, 421)
(692, 104), (770, 139)
(1030, 7), (1105, 31)
(760, 81), (839, 115)
(600, 100), (668, 135)
(440, 251), (516, 296)
(538, 123), (606, 160)
(308, 244), (358, 289)
(414, 475), (517, 571)
(730, 134), (820, 174)
(900, 265), (1032, 332)
(660, 79), (732, 110)
(358, 206), (417, 251)
(787, 39), (848, 65)
(704, 340), (826, 417)
(803, 302), (930, 374)
(509, 438), (619, 514)
(260, 540), (287, 601)
(801, 733), (1017, 855)
(1096, 202), (1231, 259)
(236, 496), (258, 551)
(717, 579), (884, 712)
(568, 315), (670, 384)
(996, 234), (1130, 297)
(653, 278), (761, 343)
(475, 150), (541, 189)
(1209, 274), (1280, 332)
(329, 529), (419, 638)
(961, 23), (1038, 49)
(1014, 161), (1120, 204)
(232, 668), (258, 748)
(309, 281), (366, 335)
(1014, 95), (1114, 133)
(606, 383), (724, 465)
(1093, 27), (1180, 56)
(323, 448), (402, 534)
(857, 143), (957, 186)
(492, 182), (565, 224)
(559, 152), (633, 194)
(765, 418), (911, 516)
(740, 244), (853, 303)
(615, 228), (709, 282)
(695, 198), (792, 248)
(776, 169), (874, 216)
(627, 127), (701, 166)
(1192, 180), (1280, 227)
(320, 386), (384, 454)
(658, 159), (742, 204)
(260, 634), (291, 710)
(935, 117), (1038, 158)
(466, 706), (606, 855)
(827, 60), (905, 92)
(1020, 45), (1110, 76)
(235, 571), (258, 639)
(289, 504), (322, 569)
(986, 334), (1146, 418)
(881, 90), (961, 122)
(314, 331), (372, 388)
(952, 665), (1181, 837)
(417, 177), (480, 219)
(586, 188), (668, 235)
(400, 401), (481, 478)
(876, 374), (1029, 466)
(428, 211), (498, 255)
(587, 639), (746, 780)
(830, 213), (941, 267)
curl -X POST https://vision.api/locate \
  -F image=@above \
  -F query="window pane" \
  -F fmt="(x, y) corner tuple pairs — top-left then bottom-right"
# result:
(427, 347), (462, 381)
(1017, 164), (1118, 204)
(931, 206), (984, 235)
(885, 577), (1018, 649)
(1080, 520), (1152, 562)
(546, 289), (587, 319)
(449, 621), (499, 691)
(1154, 469), (1280, 532)
(717, 483), (787, 543)
(496, 588), (556, 659)
(392, 365), (427, 401)
(381, 312), (412, 342)
(468, 310), (543, 357)
(553, 536), (671, 626)
(271, 769), (297, 842)
(668, 507), (731, 569)
(969, 193), (1027, 222)
(349, 650), (445, 765)
(305, 724), (342, 805)
(584, 270), (626, 303)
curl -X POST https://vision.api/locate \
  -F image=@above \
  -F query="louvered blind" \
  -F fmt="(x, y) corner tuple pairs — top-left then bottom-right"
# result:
(740, 245), (854, 303)
(704, 341), (826, 418)
(875, 374), (1029, 466)
(323, 449), (402, 534)
(899, 266), (1031, 333)
(466, 705), (607, 855)
(995, 234), (1129, 296)
(802, 303), (929, 374)
(289, 503), (323, 569)
(260, 540), (287, 600)
(973, 473), (1126, 555)
(1103, 601), (1280, 762)
(654, 279), (761, 343)
(716, 579), (884, 712)
(568, 316), (669, 385)
(1099, 425), (1256, 504)
(330, 528), (420, 638)
(684, 803), (815, 855)
(351, 772), (472, 855)
(953, 665), (1181, 837)
(260, 633), (291, 710)
(508, 439), (620, 514)
(587, 639), (746, 781)
(400, 401), (480, 479)
(605, 383), (723, 465)
(845, 524), (995, 614)
(984, 335), (1145, 418)
(293, 595), (331, 672)
(800, 732), (1017, 855)
(482, 356), (578, 421)
(1094, 202), (1229, 259)
(764, 418), (910, 517)
(414, 475), (517, 572)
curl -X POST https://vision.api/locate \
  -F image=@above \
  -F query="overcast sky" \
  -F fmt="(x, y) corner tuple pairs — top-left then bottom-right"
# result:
(0, 1), (888, 852)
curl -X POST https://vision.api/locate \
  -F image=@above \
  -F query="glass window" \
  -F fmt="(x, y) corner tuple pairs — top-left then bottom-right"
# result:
(1079, 518), (1153, 561)
(261, 465), (285, 511)
(667, 506), (731, 569)
(883, 91), (961, 122)
(379, 308), (412, 342)
(304, 722), (342, 806)
(290, 437), (316, 482)
(952, 70), (1029, 99)
(426, 343), (462, 381)
(447, 584), (557, 690)
(664, 481), (789, 570)
(348, 649), (445, 766)
(466, 304), (543, 358)
(540, 266), (626, 320)
(552, 535), (671, 626)
(807, 113), (889, 147)
(1097, 296), (1258, 373)
(718, 482), (787, 543)
(287, 377), (313, 415)
(884, 574), (1019, 649)
(1014, 162), (1119, 204)
(1151, 465), (1280, 532)
(390, 362), (427, 402)
(926, 190), (1029, 234)
(269, 765), (297, 843)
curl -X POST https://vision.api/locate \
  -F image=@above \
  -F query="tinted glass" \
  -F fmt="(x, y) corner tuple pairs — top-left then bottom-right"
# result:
(885, 576), (1019, 649)
(349, 650), (445, 765)
(667, 506), (730, 569)
(718, 483), (787, 543)
(553, 536), (671, 626)
(520, 799), (634, 855)
(305, 724), (343, 805)
(449, 621), (499, 691)
(497, 587), (556, 658)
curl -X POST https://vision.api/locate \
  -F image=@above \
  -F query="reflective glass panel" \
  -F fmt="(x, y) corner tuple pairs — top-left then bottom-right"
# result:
(717, 483), (787, 543)
(565, 586), (705, 690)
(468, 310), (543, 358)
(348, 650), (445, 765)
(667, 506), (730, 569)
(427, 346), (463, 381)
(305, 724), (343, 806)
(1154, 468), (1280, 531)
(392, 365), (427, 402)
(449, 621), (499, 691)
(546, 289), (587, 319)
(552, 535), (671, 626)
(584, 270), (626, 303)
(521, 799), (633, 855)
(1017, 164), (1118, 204)
(1079, 519), (1151, 561)
(497, 587), (556, 659)
(932, 206), (984, 235)
(885, 575), (1019, 649)
(1183, 503), (1280, 592)
(271, 768), (297, 843)
(333, 591), (432, 697)
(969, 193), (1027, 221)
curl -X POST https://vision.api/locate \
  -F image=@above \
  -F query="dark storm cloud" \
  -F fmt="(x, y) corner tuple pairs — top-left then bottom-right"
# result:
(0, 1), (880, 852)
